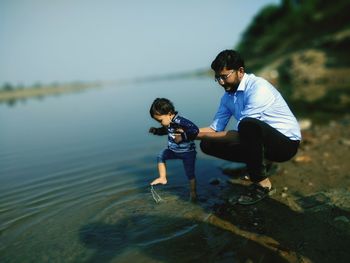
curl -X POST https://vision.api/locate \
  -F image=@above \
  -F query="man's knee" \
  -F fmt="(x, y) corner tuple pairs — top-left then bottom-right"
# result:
(238, 117), (260, 130)
(200, 140), (213, 154)
(238, 117), (264, 137)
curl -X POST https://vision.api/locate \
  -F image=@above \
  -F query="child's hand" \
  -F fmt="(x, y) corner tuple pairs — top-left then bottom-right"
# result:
(149, 127), (157, 134)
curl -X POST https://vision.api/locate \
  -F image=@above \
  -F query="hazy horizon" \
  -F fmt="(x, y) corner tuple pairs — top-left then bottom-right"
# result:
(0, 0), (280, 86)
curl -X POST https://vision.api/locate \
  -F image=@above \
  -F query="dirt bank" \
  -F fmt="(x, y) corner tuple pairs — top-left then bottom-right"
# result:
(211, 115), (350, 262)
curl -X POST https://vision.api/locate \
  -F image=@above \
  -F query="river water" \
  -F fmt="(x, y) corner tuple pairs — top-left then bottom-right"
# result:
(0, 77), (247, 263)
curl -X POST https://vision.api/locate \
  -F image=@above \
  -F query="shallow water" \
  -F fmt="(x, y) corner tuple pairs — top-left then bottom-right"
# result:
(0, 77), (252, 262)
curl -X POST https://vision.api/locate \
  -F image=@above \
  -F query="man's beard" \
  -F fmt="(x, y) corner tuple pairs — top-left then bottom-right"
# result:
(224, 83), (239, 93)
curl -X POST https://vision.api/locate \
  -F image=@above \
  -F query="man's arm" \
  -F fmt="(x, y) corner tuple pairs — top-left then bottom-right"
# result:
(199, 127), (215, 133)
(176, 117), (199, 141)
(196, 127), (239, 143)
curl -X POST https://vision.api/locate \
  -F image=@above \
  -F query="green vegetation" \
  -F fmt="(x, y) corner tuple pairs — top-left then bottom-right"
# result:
(235, 0), (350, 122)
(236, 0), (350, 70)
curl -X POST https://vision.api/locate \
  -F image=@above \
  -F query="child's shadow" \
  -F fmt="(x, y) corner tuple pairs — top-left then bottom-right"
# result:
(79, 214), (292, 263)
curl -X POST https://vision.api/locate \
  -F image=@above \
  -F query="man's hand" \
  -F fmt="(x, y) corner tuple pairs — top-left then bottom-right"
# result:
(174, 128), (184, 143)
(197, 130), (240, 143)
(174, 133), (182, 143)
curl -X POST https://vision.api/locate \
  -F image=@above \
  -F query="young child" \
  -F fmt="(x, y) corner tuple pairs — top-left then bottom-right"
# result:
(149, 98), (199, 201)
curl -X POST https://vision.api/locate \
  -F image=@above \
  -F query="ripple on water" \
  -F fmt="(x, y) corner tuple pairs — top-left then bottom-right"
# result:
(0, 159), (148, 246)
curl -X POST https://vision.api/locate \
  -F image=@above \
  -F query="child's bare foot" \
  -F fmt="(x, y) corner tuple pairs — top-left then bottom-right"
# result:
(150, 177), (167, 185)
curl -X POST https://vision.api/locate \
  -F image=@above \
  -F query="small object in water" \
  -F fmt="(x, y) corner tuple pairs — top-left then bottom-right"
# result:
(151, 185), (163, 203)
(228, 196), (238, 205)
(209, 177), (221, 185)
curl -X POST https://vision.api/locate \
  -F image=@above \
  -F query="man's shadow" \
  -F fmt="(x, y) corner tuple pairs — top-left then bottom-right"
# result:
(213, 180), (350, 263)
(79, 177), (350, 263)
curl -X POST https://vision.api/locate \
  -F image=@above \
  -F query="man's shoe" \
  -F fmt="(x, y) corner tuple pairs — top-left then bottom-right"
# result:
(238, 183), (273, 205)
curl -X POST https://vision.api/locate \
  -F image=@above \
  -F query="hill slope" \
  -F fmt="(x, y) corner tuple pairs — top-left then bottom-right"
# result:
(235, 0), (350, 120)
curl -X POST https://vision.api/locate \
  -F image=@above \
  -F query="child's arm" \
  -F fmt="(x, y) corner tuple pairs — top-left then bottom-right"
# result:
(176, 117), (199, 141)
(149, 127), (168, 136)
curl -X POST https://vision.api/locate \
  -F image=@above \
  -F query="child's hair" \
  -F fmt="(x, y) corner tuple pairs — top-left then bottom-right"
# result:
(149, 98), (175, 117)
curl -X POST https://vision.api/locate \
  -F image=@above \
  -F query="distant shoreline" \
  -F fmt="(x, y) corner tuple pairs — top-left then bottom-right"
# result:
(0, 70), (210, 104)
(0, 82), (102, 103)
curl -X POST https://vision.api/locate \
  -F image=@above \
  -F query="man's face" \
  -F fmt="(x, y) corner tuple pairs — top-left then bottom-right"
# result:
(215, 67), (244, 93)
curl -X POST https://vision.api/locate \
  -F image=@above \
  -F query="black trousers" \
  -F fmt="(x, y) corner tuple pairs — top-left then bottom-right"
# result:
(200, 117), (300, 183)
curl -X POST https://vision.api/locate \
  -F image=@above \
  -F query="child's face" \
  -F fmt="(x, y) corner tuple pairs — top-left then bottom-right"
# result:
(153, 113), (173, 127)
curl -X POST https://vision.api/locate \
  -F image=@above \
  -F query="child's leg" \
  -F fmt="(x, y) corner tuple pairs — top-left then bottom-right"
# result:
(189, 178), (197, 201)
(151, 149), (176, 185)
(151, 162), (167, 185)
(181, 151), (197, 200)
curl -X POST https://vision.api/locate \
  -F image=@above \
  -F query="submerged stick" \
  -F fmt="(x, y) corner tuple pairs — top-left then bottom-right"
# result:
(151, 185), (163, 203)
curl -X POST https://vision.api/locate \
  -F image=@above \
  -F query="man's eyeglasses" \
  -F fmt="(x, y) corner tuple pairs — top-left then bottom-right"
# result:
(214, 70), (234, 82)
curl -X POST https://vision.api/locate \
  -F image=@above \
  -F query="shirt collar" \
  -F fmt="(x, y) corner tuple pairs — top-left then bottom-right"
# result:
(171, 111), (179, 122)
(237, 73), (248, 92)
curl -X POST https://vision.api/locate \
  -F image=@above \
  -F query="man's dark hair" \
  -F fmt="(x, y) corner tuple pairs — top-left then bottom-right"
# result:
(211, 50), (245, 71)
(149, 98), (175, 117)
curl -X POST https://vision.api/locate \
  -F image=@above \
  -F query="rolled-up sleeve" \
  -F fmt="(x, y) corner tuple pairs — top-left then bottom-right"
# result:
(210, 96), (232, 132)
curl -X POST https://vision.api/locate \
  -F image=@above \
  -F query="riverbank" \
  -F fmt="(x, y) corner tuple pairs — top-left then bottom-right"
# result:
(209, 115), (350, 262)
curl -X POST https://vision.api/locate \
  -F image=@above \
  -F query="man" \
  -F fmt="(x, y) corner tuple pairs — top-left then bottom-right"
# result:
(197, 50), (301, 205)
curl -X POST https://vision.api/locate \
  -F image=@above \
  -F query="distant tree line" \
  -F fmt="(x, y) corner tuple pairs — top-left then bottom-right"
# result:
(0, 82), (45, 92)
(0, 81), (93, 92)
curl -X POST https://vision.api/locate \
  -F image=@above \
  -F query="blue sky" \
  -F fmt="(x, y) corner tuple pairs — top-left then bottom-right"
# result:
(0, 0), (280, 85)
